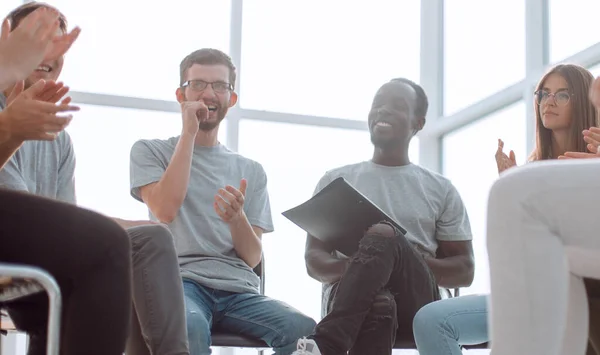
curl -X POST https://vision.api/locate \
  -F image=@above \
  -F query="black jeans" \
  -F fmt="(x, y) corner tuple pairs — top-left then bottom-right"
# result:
(312, 222), (440, 355)
(0, 188), (132, 355)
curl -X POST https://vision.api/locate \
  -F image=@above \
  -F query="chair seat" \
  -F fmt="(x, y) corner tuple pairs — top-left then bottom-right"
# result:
(211, 331), (269, 348)
(392, 339), (417, 349)
(0, 280), (44, 303)
(463, 342), (490, 349)
(392, 338), (488, 350)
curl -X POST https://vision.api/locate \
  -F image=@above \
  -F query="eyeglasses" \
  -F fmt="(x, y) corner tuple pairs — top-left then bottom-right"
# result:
(182, 79), (233, 93)
(534, 90), (573, 106)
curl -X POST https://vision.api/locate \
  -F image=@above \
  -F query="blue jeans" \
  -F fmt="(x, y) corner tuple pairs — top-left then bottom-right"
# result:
(183, 279), (316, 355)
(412, 294), (489, 355)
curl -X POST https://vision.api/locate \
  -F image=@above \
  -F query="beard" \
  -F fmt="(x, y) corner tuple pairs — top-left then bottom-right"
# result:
(370, 133), (403, 150)
(183, 93), (227, 132)
(198, 107), (226, 132)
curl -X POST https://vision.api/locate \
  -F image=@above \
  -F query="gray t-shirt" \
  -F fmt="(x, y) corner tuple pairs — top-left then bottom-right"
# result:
(130, 137), (274, 294)
(314, 161), (472, 256)
(0, 94), (76, 203)
(316, 161), (472, 315)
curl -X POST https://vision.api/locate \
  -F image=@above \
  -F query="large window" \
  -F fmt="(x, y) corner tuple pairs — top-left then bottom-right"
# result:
(549, 0), (600, 63)
(50, 0), (231, 101)
(590, 63), (600, 77)
(444, 0), (525, 115)
(0, 1), (21, 20)
(240, 0), (421, 121)
(238, 119), (419, 321)
(442, 102), (527, 295)
(66, 104), (227, 218)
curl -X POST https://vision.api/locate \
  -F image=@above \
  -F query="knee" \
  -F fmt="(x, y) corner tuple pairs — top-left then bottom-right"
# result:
(87, 212), (131, 258)
(355, 223), (399, 260)
(488, 165), (539, 208)
(365, 222), (397, 238)
(278, 313), (316, 345)
(368, 289), (397, 320)
(412, 301), (452, 337)
(129, 224), (176, 255)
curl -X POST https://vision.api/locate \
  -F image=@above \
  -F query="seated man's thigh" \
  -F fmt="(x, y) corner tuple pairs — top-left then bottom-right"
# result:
(183, 281), (213, 355)
(218, 292), (316, 351)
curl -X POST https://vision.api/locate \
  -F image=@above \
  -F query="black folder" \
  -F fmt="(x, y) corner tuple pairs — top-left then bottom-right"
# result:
(282, 177), (407, 256)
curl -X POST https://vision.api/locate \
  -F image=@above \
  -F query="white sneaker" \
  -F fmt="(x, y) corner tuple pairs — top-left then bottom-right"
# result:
(291, 337), (322, 355)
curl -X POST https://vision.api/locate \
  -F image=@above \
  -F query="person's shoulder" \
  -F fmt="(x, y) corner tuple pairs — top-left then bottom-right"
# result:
(132, 136), (178, 153)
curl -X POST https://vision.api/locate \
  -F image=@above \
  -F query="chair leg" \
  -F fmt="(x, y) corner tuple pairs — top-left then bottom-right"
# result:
(0, 265), (62, 355)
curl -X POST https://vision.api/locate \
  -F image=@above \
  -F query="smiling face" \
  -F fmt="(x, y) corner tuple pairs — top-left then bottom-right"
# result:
(537, 73), (573, 131)
(176, 63), (237, 131)
(367, 81), (423, 150)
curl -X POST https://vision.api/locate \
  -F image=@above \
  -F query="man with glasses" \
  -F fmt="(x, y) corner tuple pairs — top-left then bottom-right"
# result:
(130, 48), (316, 355)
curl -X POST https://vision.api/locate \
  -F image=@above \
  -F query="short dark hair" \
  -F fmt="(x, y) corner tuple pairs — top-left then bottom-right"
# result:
(179, 48), (237, 89)
(5, 2), (67, 33)
(391, 77), (429, 118)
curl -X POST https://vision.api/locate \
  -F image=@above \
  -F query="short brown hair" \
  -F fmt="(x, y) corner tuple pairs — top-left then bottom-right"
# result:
(5, 2), (67, 33)
(529, 64), (599, 161)
(179, 48), (236, 89)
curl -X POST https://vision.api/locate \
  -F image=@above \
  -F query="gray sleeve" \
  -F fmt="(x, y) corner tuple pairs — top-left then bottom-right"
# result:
(244, 163), (274, 233)
(56, 132), (76, 204)
(0, 156), (28, 192)
(435, 183), (473, 241)
(130, 140), (166, 203)
(313, 172), (334, 196)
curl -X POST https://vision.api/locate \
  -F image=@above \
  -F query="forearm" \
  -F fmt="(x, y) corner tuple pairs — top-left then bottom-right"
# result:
(0, 66), (16, 92)
(425, 255), (474, 288)
(229, 213), (262, 268)
(149, 133), (195, 221)
(305, 250), (348, 284)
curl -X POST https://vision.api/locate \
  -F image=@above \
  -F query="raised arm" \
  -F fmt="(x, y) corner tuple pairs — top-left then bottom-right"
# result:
(134, 102), (207, 223)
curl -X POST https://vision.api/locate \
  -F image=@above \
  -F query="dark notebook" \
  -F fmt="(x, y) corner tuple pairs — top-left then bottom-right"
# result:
(282, 177), (407, 256)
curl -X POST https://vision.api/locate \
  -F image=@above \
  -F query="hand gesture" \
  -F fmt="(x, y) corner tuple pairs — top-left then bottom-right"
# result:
(0, 7), (81, 87)
(7, 80), (71, 106)
(181, 101), (208, 137)
(559, 127), (600, 159)
(214, 179), (248, 224)
(0, 80), (79, 144)
(495, 139), (517, 174)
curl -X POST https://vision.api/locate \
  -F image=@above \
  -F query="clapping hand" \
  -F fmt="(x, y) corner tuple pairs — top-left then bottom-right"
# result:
(495, 139), (517, 174)
(559, 127), (600, 159)
(214, 179), (248, 224)
(0, 79), (79, 144)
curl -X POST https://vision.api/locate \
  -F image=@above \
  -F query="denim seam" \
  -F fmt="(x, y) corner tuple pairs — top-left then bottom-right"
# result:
(221, 313), (283, 342)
